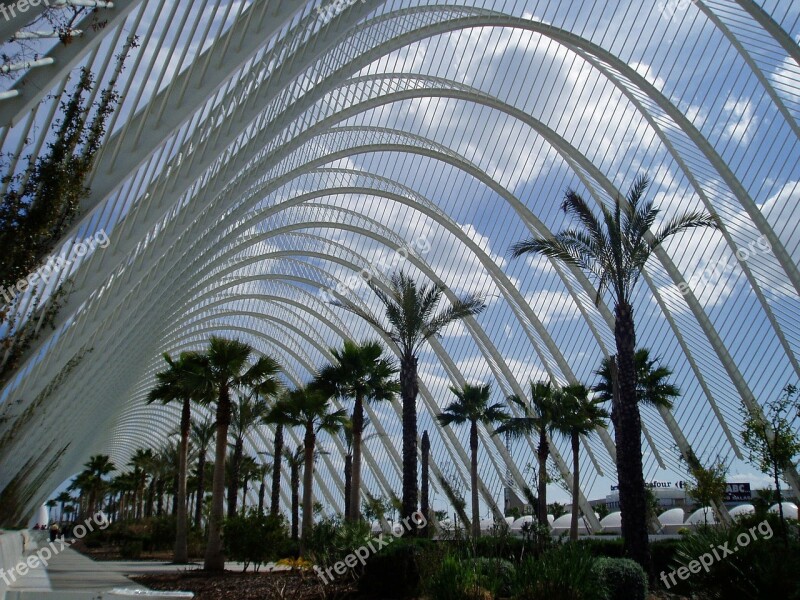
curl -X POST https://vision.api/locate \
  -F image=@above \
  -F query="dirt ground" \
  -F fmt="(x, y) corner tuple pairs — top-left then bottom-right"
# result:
(133, 570), (356, 600)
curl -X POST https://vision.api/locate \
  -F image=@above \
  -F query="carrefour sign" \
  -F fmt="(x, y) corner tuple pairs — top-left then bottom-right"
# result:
(611, 480), (679, 491)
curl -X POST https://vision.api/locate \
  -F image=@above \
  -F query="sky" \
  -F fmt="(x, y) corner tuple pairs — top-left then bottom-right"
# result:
(2, 0), (799, 520)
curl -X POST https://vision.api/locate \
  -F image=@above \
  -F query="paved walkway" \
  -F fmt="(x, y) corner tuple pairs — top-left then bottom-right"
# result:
(6, 547), (205, 597)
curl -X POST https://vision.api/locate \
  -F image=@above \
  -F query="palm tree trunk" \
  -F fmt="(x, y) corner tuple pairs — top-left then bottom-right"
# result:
(400, 354), (419, 525)
(350, 392), (364, 522)
(147, 481), (155, 517)
(470, 421), (480, 539)
(156, 479), (164, 516)
(613, 301), (650, 571)
(537, 429), (549, 527)
(241, 479), (249, 516)
(174, 397), (190, 563)
(290, 462), (299, 541)
(421, 431), (430, 537)
(270, 424), (283, 515)
(301, 426), (316, 550)
(227, 438), (243, 518)
(204, 384), (232, 571)
(195, 452), (206, 528)
(570, 431), (579, 542)
(344, 455), (352, 521)
(258, 477), (266, 515)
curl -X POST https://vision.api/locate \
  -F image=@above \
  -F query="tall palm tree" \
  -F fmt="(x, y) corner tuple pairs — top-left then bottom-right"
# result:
(553, 384), (608, 541)
(255, 461), (271, 515)
(190, 417), (215, 528)
(593, 348), (680, 410)
(147, 351), (206, 563)
(268, 385), (348, 548)
(336, 418), (382, 519)
(264, 390), (295, 517)
(494, 381), (558, 527)
(82, 454), (115, 515)
(55, 491), (72, 522)
(227, 395), (271, 517)
(128, 448), (154, 519)
(334, 271), (485, 523)
(283, 445), (305, 541)
(237, 455), (259, 514)
(436, 383), (509, 538)
(317, 339), (399, 522)
(510, 174), (718, 567)
(191, 336), (283, 571)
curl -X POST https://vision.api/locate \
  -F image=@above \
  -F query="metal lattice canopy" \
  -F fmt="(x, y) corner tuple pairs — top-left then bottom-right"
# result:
(0, 0), (799, 524)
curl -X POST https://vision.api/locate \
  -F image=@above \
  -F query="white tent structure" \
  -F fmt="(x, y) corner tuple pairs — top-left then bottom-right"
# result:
(0, 0), (798, 526)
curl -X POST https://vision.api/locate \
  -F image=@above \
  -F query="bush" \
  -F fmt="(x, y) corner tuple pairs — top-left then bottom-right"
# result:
(120, 540), (143, 559)
(511, 543), (607, 600)
(360, 538), (433, 598)
(424, 554), (482, 600)
(668, 515), (800, 599)
(223, 510), (289, 571)
(467, 557), (516, 597)
(304, 516), (372, 580)
(594, 557), (647, 600)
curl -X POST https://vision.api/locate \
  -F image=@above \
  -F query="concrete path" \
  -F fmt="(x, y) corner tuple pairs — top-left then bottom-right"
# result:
(5, 547), (202, 598)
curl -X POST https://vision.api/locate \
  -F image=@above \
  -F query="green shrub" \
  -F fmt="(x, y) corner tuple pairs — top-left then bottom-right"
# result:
(424, 555), (481, 600)
(467, 557), (516, 597)
(359, 538), (433, 598)
(120, 540), (143, 559)
(594, 557), (647, 600)
(512, 543), (607, 600)
(305, 516), (372, 579)
(223, 510), (288, 571)
(649, 538), (681, 576)
(668, 515), (800, 599)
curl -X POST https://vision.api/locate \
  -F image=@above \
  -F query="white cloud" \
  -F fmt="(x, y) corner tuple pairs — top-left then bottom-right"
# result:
(721, 97), (757, 144)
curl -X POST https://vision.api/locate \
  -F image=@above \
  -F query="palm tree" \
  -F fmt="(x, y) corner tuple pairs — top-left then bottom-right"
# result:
(190, 417), (215, 528)
(494, 381), (558, 527)
(336, 418), (383, 519)
(334, 271), (485, 523)
(594, 348), (680, 410)
(264, 390), (295, 517)
(510, 174), (718, 567)
(436, 383), (509, 538)
(129, 448), (155, 519)
(237, 455), (259, 514)
(553, 384), (608, 541)
(147, 351), (206, 563)
(81, 454), (115, 515)
(317, 339), (399, 522)
(283, 445), (305, 540)
(255, 461), (271, 515)
(192, 336), (283, 571)
(268, 384), (348, 548)
(227, 395), (272, 517)
(55, 491), (72, 522)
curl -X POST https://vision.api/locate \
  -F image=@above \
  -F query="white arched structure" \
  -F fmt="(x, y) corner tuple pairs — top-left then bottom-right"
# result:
(0, 0), (798, 526)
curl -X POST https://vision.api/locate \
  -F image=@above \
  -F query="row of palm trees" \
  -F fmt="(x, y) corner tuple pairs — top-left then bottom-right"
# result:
(330, 174), (714, 569)
(54, 174), (712, 573)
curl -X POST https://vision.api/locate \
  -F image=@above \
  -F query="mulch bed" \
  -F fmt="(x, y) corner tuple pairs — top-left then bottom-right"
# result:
(132, 570), (356, 600)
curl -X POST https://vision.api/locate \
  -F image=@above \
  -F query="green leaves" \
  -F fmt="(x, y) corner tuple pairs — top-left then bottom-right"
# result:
(510, 174), (718, 306)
